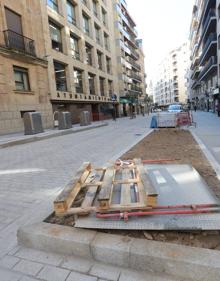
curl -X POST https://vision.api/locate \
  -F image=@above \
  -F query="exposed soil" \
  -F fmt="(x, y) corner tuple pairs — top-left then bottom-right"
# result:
(46, 128), (220, 250)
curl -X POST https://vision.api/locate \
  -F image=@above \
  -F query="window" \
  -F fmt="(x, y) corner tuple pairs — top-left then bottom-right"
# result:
(106, 57), (111, 74)
(54, 61), (67, 91)
(73, 68), (83, 93)
(82, 0), (88, 7)
(49, 21), (62, 52)
(97, 51), (103, 70)
(88, 73), (95, 95)
(13, 66), (30, 91)
(93, 0), (98, 17)
(67, 1), (76, 25)
(108, 80), (113, 96)
(101, 8), (107, 27)
(99, 77), (105, 96)
(218, 4), (220, 19)
(104, 33), (109, 50)
(94, 24), (101, 44)
(70, 34), (80, 60)
(85, 43), (93, 65)
(83, 14), (90, 36)
(5, 8), (22, 35)
(47, 0), (58, 12)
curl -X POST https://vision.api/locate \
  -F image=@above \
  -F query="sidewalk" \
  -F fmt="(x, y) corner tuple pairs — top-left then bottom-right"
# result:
(191, 111), (220, 171)
(0, 121), (108, 148)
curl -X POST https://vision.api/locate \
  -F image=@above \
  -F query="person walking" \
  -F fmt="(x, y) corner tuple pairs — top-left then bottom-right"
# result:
(194, 104), (197, 112)
(217, 103), (220, 117)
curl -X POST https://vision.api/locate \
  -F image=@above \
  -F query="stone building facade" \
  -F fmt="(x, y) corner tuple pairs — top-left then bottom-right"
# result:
(0, 0), (53, 134)
(0, 0), (146, 134)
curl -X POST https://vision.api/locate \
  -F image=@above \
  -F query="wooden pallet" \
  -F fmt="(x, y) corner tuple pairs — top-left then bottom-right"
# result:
(54, 159), (158, 216)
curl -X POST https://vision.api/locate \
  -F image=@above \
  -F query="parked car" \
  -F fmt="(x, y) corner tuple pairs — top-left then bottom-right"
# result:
(167, 104), (183, 113)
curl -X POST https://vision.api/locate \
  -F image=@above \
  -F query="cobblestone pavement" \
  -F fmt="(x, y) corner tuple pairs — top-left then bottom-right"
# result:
(0, 116), (157, 280)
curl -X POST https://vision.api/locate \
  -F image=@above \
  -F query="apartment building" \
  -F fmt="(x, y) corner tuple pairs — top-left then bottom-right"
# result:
(41, 0), (119, 123)
(0, 0), (146, 134)
(113, 0), (145, 115)
(188, 0), (219, 112)
(154, 43), (188, 106)
(0, 0), (53, 134)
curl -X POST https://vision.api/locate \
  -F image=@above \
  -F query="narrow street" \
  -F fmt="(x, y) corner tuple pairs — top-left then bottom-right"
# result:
(0, 112), (219, 280)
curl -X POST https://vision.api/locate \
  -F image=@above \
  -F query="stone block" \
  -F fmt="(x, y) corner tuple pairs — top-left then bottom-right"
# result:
(17, 223), (97, 259)
(129, 238), (220, 281)
(91, 233), (132, 267)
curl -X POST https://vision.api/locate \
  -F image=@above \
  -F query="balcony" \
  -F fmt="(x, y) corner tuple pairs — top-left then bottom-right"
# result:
(198, 9), (216, 49)
(128, 71), (142, 82)
(198, 56), (217, 81)
(199, 33), (217, 66)
(191, 66), (200, 80)
(3, 29), (36, 56)
(126, 56), (141, 70)
(129, 85), (142, 93)
(200, 0), (216, 28)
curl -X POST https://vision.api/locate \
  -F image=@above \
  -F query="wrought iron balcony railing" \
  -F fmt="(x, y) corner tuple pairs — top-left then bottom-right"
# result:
(3, 29), (36, 56)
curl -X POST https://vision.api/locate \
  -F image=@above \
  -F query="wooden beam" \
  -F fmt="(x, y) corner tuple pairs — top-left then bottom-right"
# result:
(54, 162), (91, 214)
(98, 167), (115, 209)
(134, 158), (158, 207)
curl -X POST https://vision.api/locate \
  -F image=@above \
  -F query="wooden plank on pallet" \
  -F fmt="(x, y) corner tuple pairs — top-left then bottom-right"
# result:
(134, 158), (158, 207)
(54, 162), (91, 214)
(81, 170), (105, 209)
(120, 168), (131, 205)
(98, 167), (115, 209)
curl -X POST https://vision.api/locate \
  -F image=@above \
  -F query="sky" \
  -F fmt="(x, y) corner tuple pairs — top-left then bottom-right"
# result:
(126, 0), (195, 81)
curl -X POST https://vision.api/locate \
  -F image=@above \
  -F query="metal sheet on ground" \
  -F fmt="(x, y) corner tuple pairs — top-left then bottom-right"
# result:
(75, 164), (220, 230)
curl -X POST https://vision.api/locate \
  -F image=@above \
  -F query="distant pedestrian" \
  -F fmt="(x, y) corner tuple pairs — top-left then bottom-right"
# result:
(112, 105), (116, 121)
(188, 104), (191, 111)
(194, 105), (197, 112)
(217, 103), (220, 117)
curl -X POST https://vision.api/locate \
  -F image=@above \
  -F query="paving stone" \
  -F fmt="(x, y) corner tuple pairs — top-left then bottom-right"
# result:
(20, 276), (42, 281)
(0, 255), (20, 269)
(119, 269), (180, 281)
(66, 271), (98, 281)
(61, 256), (93, 273)
(13, 259), (43, 276)
(37, 265), (70, 281)
(90, 264), (120, 281)
(14, 247), (64, 266)
(0, 266), (21, 281)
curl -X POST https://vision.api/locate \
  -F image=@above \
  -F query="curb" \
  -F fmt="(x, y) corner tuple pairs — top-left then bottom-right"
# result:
(0, 123), (108, 149)
(17, 222), (220, 281)
(190, 130), (220, 180)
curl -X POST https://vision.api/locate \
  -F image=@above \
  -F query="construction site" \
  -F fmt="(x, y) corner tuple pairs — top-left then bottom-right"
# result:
(44, 112), (220, 252)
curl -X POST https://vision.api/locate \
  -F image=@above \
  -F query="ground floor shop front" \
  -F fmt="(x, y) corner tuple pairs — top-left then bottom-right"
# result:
(51, 100), (119, 125)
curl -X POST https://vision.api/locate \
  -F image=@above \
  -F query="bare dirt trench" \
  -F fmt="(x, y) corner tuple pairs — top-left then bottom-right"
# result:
(47, 129), (220, 250)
